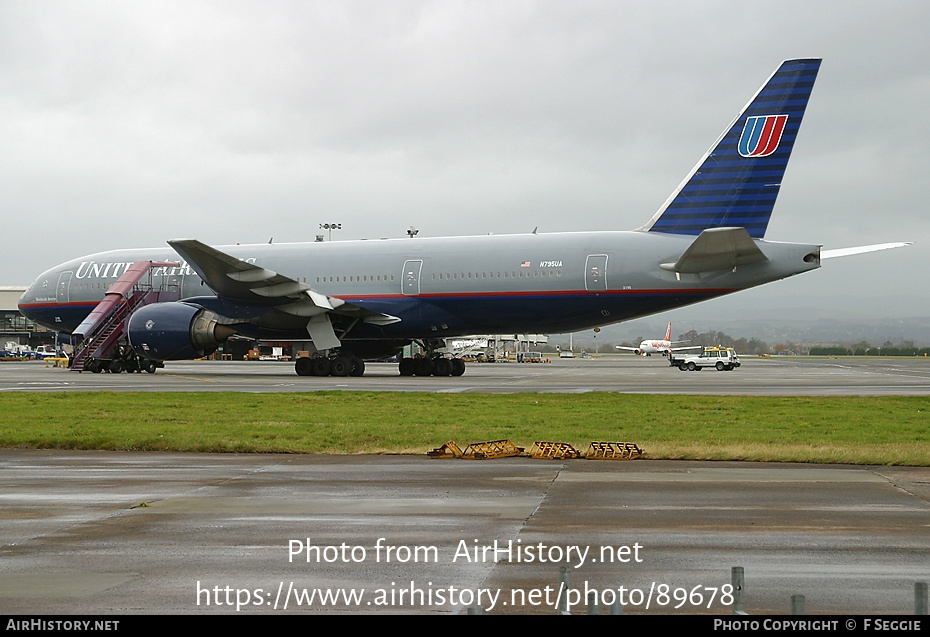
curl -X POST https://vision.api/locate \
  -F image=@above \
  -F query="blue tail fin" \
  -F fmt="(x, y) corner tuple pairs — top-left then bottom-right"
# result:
(641, 58), (821, 239)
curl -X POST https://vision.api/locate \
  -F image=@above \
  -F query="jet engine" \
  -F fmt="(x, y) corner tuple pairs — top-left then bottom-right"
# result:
(127, 302), (236, 360)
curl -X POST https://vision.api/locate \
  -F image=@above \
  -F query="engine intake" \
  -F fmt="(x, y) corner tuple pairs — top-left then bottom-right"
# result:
(127, 302), (236, 360)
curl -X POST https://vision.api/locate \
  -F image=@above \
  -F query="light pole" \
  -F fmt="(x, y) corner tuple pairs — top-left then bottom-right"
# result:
(320, 223), (342, 241)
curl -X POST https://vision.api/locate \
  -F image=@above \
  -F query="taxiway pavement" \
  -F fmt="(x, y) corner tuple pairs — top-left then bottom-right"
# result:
(2, 355), (930, 395)
(1, 451), (928, 615)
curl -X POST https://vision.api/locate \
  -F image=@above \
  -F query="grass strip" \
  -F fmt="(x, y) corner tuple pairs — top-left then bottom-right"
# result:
(1, 392), (927, 465)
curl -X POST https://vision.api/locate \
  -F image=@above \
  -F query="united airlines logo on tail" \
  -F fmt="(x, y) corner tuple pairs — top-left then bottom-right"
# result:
(738, 114), (788, 157)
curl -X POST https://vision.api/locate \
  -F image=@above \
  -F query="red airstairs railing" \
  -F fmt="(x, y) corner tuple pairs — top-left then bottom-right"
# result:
(70, 261), (181, 373)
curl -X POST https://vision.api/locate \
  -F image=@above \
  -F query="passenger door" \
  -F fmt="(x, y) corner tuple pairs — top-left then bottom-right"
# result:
(56, 271), (72, 304)
(401, 260), (423, 296)
(585, 254), (608, 292)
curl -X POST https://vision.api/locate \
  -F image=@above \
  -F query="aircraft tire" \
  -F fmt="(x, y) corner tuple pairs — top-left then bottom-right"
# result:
(311, 357), (332, 376)
(349, 356), (365, 377)
(330, 355), (352, 377)
(295, 358), (313, 376)
(109, 360), (123, 373)
(398, 357), (415, 376)
(143, 360), (157, 374)
(413, 358), (432, 376)
(451, 358), (466, 376)
(433, 358), (453, 376)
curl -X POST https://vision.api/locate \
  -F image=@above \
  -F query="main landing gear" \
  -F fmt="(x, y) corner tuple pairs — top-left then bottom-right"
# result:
(397, 355), (465, 377)
(294, 353), (365, 377)
(397, 339), (465, 377)
(291, 341), (467, 378)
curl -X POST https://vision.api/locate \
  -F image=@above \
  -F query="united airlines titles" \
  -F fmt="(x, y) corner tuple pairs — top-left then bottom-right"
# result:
(75, 260), (194, 279)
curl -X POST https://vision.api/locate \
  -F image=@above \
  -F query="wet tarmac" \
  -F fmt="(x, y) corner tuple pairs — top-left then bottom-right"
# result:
(1, 451), (928, 615)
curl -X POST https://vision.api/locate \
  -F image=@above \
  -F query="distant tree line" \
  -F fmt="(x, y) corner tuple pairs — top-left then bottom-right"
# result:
(808, 345), (930, 356)
(676, 330), (774, 355)
(673, 332), (930, 357)
(577, 332), (928, 357)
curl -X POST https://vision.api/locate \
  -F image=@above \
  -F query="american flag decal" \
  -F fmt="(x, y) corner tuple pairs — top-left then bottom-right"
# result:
(520, 261), (531, 268)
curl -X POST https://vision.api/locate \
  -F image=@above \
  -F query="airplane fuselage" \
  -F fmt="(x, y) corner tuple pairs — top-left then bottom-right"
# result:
(640, 341), (672, 353)
(19, 230), (821, 344)
(18, 59), (842, 375)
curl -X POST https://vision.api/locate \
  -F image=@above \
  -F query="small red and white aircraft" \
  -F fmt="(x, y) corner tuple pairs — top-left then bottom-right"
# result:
(616, 323), (702, 357)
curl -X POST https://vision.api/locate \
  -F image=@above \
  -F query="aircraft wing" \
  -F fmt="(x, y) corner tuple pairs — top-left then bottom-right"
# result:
(821, 242), (911, 259)
(168, 239), (400, 350)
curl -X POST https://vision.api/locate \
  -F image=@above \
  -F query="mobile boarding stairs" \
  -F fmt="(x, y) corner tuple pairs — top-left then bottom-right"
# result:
(69, 261), (180, 373)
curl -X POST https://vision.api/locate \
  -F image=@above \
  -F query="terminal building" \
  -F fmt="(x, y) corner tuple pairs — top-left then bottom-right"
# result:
(0, 286), (58, 350)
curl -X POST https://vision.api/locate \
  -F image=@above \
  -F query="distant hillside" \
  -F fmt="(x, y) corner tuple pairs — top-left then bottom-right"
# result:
(555, 316), (930, 350)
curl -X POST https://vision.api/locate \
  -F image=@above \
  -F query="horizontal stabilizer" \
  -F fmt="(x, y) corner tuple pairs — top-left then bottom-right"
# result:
(660, 227), (768, 274)
(821, 242), (911, 259)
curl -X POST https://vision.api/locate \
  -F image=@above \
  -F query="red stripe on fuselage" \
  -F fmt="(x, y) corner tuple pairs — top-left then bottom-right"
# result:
(341, 287), (737, 301)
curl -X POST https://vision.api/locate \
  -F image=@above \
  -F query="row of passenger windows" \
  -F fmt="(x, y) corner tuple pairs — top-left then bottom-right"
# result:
(314, 275), (396, 284)
(69, 281), (183, 291)
(72, 270), (564, 289)
(433, 270), (562, 280)
(312, 270), (564, 284)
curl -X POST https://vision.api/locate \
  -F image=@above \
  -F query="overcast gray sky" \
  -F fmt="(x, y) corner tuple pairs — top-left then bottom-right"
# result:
(3, 1), (927, 329)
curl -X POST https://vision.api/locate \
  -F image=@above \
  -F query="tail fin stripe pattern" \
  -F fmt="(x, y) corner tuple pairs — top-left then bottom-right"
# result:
(643, 58), (821, 239)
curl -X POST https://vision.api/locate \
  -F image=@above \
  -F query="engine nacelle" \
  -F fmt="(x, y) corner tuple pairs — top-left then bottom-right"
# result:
(127, 302), (234, 360)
